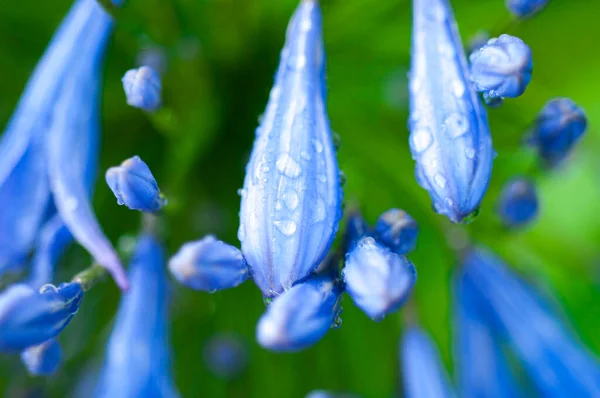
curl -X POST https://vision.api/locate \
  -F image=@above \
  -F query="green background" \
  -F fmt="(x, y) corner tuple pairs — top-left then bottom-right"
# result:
(1, 0), (599, 396)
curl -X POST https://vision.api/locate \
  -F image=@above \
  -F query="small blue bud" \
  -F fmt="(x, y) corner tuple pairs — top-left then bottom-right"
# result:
(21, 339), (62, 376)
(496, 177), (538, 228)
(238, 0), (343, 297)
(401, 326), (455, 398)
(410, 0), (494, 223)
(305, 391), (361, 398)
(169, 236), (249, 292)
(506, 0), (549, 18)
(470, 35), (533, 100)
(122, 66), (162, 111)
(344, 211), (369, 250)
(256, 274), (343, 352)
(527, 98), (587, 167)
(203, 333), (248, 379)
(105, 156), (166, 213)
(343, 237), (416, 321)
(374, 209), (419, 255)
(460, 248), (600, 396)
(0, 282), (83, 352)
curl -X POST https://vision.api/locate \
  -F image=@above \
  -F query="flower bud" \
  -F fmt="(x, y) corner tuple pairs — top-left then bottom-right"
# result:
(21, 339), (62, 376)
(410, 0), (494, 223)
(256, 274), (342, 352)
(169, 236), (249, 292)
(527, 98), (587, 167)
(496, 177), (538, 228)
(105, 156), (165, 213)
(374, 209), (419, 255)
(122, 66), (162, 111)
(343, 237), (416, 321)
(470, 35), (533, 100)
(506, 0), (549, 18)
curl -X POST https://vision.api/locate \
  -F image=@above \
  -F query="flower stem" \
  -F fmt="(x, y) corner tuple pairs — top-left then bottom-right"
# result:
(72, 264), (108, 292)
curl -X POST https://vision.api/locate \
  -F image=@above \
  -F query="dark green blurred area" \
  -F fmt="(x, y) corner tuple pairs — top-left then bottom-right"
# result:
(1, 0), (600, 396)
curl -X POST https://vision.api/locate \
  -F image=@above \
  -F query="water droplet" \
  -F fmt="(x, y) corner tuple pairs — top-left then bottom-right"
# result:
(313, 139), (323, 153)
(237, 188), (247, 198)
(39, 284), (58, 294)
(339, 171), (347, 186)
(332, 132), (341, 150)
(430, 158), (439, 169)
(331, 314), (343, 329)
(453, 80), (466, 97)
(283, 190), (299, 210)
(270, 86), (281, 100)
(249, 211), (260, 230)
(411, 128), (433, 153)
(275, 200), (283, 210)
(313, 199), (326, 223)
(300, 151), (311, 161)
(276, 153), (302, 178)
(445, 113), (469, 138)
(273, 220), (297, 236)
(444, 197), (454, 207)
(237, 224), (246, 241)
(434, 173), (447, 188)
(288, 55), (306, 69)
(317, 174), (327, 183)
(465, 148), (476, 159)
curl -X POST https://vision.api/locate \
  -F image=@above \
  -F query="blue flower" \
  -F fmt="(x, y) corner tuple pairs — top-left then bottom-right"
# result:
(105, 156), (166, 213)
(470, 35), (533, 101)
(169, 235), (249, 292)
(95, 235), (179, 398)
(343, 210), (369, 251)
(401, 326), (455, 398)
(374, 209), (419, 255)
(203, 333), (248, 379)
(238, 0), (343, 297)
(454, 276), (523, 398)
(460, 248), (600, 396)
(122, 66), (162, 111)
(496, 177), (538, 228)
(506, 0), (549, 18)
(0, 282), (83, 352)
(527, 98), (587, 167)
(410, 0), (494, 223)
(343, 237), (416, 321)
(21, 339), (62, 376)
(0, 0), (128, 289)
(256, 273), (343, 352)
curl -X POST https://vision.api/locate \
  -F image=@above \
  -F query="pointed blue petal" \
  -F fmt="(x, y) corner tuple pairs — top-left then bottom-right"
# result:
(21, 338), (62, 376)
(95, 235), (179, 398)
(410, 0), (494, 223)
(238, 0), (343, 297)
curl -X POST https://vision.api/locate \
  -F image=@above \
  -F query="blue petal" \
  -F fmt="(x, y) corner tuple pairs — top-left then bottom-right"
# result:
(410, 0), (494, 223)
(496, 177), (538, 228)
(0, 282), (83, 352)
(343, 237), (416, 321)
(373, 209), (419, 255)
(470, 35), (533, 99)
(122, 66), (162, 111)
(401, 326), (456, 398)
(45, 0), (128, 290)
(169, 235), (249, 292)
(506, 0), (549, 18)
(95, 235), (179, 398)
(256, 273), (342, 352)
(238, 0), (343, 297)
(21, 338), (62, 376)
(105, 156), (165, 213)
(460, 248), (600, 396)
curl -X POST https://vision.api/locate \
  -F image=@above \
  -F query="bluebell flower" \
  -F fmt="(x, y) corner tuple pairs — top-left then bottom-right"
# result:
(401, 326), (455, 398)
(238, 0), (343, 297)
(410, 0), (494, 223)
(470, 35), (533, 101)
(105, 156), (166, 213)
(0, 0), (128, 289)
(343, 237), (416, 321)
(95, 234), (179, 398)
(21, 339), (62, 376)
(527, 98), (587, 167)
(496, 177), (538, 228)
(454, 275), (523, 398)
(0, 282), (83, 352)
(122, 66), (162, 111)
(506, 0), (549, 18)
(460, 248), (600, 396)
(256, 273), (343, 352)
(169, 235), (249, 292)
(374, 209), (419, 255)
(203, 333), (248, 379)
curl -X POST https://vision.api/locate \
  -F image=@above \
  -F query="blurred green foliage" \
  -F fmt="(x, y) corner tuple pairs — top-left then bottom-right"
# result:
(1, 0), (600, 396)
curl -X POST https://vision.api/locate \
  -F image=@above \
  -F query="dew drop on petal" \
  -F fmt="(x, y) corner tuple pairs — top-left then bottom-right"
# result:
(411, 127), (433, 153)
(317, 174), (327, 183)
(276, 153), (302, 178)
(300, 150), (311, 161)
(445, 112), (469, 138)
(465, 147), (476, 159)
(312, 198), (326, 223)
(434, 173), (447, 188)
(237, 224), (246, 241)
(273, 220), (297, 236)
(313, 139), (323, 153)
(283, 190), (299, 210)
